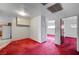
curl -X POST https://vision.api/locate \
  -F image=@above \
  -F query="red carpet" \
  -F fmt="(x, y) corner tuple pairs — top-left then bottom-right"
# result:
(0, 35), (78, 55)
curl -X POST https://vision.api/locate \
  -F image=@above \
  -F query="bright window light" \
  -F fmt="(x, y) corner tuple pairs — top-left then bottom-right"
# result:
(70, 24), (77, 28)
(18, 11), (27, 16)
(48, 26), (55, 29)
(48, 20), (55, 23)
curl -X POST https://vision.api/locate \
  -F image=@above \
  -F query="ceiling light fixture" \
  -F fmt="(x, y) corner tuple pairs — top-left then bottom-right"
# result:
(16, 5), (29, 16)
(16, 10), (29, 16)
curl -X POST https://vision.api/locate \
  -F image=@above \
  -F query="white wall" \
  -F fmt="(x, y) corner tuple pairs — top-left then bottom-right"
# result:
(0, 16), (12, 25)
(63, 16), (77, 38)
(12, 17), (30, 40)
(30, 16), (47, 43)
(41, 16), (47, 42)
(55, 18), (61, 45)
(30, 16), (41, 42)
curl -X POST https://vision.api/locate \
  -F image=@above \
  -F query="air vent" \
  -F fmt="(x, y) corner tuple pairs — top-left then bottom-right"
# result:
(41, 3), (47, 5)
(47, 3), (63, 13)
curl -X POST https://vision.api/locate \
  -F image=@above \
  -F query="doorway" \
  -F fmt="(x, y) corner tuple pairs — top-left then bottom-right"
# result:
(61, 16), (77, 51)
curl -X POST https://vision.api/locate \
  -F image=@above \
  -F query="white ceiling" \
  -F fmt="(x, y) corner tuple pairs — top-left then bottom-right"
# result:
(44, 3), (79, 20)
(0, 3), (42, 18)
(0, 3), (79, 21)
